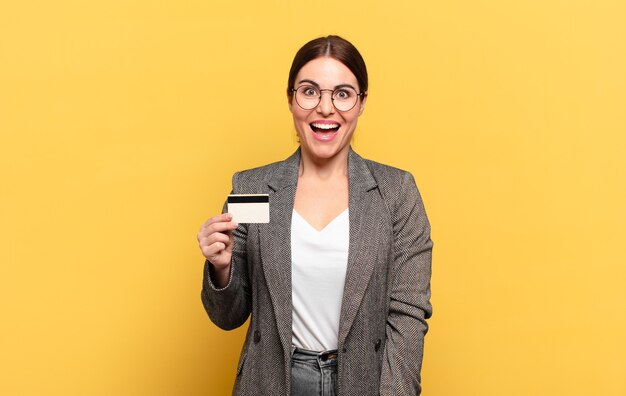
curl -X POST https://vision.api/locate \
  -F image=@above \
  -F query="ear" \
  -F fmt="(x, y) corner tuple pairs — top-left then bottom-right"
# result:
(358, 92), (368, 116)
(287, 89), (294, 113)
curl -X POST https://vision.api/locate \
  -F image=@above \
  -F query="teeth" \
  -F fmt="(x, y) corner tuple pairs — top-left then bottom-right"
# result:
(311, 123), (339, 130)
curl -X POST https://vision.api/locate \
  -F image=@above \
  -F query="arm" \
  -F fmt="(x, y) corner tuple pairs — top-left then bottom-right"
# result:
(200, 173), (252, 330)
(379, 172), (433, 395)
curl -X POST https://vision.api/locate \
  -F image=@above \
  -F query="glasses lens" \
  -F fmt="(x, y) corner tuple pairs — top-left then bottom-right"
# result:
(294, 85), (360, 111)
(295, 85), (320, 110)
(332, 87), (358, 112)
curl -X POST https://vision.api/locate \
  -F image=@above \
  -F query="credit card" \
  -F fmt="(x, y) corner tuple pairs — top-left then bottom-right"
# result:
(227, 194), (270, 223)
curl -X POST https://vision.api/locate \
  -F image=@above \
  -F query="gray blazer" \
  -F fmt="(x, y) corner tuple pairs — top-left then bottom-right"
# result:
(201, 148), (433, 395)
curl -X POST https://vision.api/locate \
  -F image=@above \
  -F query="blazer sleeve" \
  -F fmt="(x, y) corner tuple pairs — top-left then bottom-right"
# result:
(200, 172), (252, 330)
(379, 171), (433, 395)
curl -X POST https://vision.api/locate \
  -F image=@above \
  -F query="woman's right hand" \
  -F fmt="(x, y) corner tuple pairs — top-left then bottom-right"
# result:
(197, 213), (238, 271)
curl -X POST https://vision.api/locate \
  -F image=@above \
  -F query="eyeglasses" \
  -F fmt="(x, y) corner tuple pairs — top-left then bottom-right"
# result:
(291, 85), (364, 112)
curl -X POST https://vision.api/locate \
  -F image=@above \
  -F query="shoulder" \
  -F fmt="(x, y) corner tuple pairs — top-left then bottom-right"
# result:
(357, 153), (431, 234)
(234, 159), (284, 181)
(361, 156), (417, 192)
(355, 152), (425, 216)
(230, 161), (279, 193)
(230, 150), (300, 193)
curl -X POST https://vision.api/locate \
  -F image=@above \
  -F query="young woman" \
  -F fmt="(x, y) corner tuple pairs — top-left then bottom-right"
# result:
(198, 35), (433, 396)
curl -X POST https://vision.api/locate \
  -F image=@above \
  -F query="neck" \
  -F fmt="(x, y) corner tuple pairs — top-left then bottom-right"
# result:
(299, 147), (350, 180)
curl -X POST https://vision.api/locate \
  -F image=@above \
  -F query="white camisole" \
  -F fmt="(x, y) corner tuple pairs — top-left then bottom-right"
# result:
(291, 208), (349, 351)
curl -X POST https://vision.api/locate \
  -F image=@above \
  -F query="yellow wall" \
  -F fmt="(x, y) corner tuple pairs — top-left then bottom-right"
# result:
(1, 1), (625, 395)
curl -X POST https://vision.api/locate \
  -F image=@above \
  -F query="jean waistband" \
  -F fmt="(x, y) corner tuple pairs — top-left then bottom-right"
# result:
(292, 346), (338, 362)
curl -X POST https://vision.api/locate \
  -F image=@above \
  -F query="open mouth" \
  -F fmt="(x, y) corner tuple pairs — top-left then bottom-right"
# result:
(310, 122), (340, 133)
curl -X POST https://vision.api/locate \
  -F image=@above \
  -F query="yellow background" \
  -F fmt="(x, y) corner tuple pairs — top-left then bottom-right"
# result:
(1, 0), (625, 395)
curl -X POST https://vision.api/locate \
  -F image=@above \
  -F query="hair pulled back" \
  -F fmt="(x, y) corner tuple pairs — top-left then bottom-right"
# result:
(287, 35), (368, 98)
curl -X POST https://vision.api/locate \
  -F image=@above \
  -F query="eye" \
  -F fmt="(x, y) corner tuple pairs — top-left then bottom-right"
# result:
(334, 89), (353, 100)
(300, 86), (319, 97)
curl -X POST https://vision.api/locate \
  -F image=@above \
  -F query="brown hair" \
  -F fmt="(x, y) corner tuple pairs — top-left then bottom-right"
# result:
(287, 35), (368, 98)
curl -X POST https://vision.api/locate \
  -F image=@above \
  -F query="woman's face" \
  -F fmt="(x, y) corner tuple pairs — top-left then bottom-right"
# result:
(289, 57), (366, 162)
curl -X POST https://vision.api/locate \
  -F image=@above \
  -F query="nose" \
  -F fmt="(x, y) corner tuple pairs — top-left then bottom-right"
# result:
(317, 91), (335, 116)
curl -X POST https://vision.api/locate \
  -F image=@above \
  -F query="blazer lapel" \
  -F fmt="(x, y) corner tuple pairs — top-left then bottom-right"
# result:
(338, 148), (381, 346)
(258, 147), (381, 351)
(259, 149), (300, 354)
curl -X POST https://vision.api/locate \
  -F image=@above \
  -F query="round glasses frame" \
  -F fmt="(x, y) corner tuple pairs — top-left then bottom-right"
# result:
(290, 85), (365, 112)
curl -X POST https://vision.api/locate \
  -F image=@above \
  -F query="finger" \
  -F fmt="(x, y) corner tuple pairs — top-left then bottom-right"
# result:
(203, 213), (233, 228)
(205, 220), (238, 235)
(198, 220), (237, 241)
(202, 240), (227, 256)
(200, 216), (236, 236)
(200, 232), (230, 248)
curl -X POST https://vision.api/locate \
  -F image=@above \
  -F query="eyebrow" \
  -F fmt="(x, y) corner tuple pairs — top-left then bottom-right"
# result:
(296, 79), (357, 91)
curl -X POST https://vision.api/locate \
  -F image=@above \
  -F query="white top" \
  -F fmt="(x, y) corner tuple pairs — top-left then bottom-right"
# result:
(291, 209), (349, 351)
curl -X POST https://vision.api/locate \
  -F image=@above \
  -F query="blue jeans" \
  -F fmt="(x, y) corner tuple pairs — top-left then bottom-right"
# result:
(290, 347), (338, 396)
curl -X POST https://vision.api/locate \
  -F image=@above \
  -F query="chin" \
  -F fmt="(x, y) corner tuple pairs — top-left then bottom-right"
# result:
(306, 143), (349, 161)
